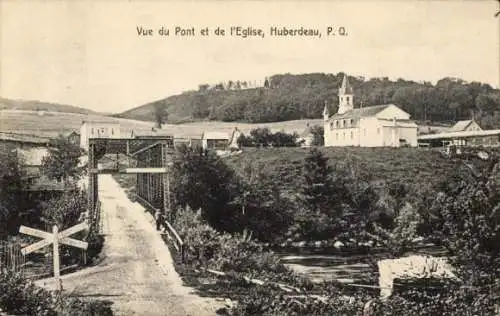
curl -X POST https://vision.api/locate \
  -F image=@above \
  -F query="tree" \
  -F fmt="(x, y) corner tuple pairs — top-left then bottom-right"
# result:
(249, 128), (273, 147)
(427, 158), (500, 284)
(294, 148), (347, 239)
(191, 94), (209, 118)
(310, 125), (324, 146)
(154, 103), (168, 128)
(270, 131), (298, 147)
(0, 150), (25, 238)
(40, 188), (87, 230)
(371, 202), (422, 257)
(171, 145), (239, 231)
(41, 135), (83, 183)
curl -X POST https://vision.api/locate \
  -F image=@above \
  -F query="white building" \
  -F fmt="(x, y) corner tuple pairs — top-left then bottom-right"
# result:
(201, 131), (229, 150)
(80, 120), (121, 151)
(297, 123), (315, 147)
(449, 119), (482, 133)
(323, 74), (418, 147)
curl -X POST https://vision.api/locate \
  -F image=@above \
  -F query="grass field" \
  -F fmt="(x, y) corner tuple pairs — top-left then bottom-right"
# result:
(0, 108), (452, 140)
(0, 109), (323, 138)
(225, 147), (465, 194)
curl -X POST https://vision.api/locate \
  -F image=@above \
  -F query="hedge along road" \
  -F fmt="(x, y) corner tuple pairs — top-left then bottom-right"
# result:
(36, 174), (223, 316)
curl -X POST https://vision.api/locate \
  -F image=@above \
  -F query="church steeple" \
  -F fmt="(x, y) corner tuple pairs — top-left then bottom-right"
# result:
(323, 100), (330, 121)
(338, 74), (354, 114)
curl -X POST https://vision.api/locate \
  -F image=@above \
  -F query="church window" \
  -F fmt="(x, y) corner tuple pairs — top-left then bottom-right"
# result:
(91, 128), (94, 135)
(343, 132), (346, 140)
(336, 121), (339, 128)
(343, 120), (346, 127)
(350, 119), (354, 126)
(111, 128), (114, 135)
(330, 122), (334, 131)
(346, 96), (350, 103)
(350, 131), (353, 139)
(336, 133), (338, 140)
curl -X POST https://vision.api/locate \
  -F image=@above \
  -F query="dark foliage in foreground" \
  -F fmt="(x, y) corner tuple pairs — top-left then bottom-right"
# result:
(0, 272), (113, 315)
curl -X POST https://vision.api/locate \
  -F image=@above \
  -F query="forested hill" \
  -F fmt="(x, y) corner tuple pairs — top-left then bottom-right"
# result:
(117, 73), (500, 128)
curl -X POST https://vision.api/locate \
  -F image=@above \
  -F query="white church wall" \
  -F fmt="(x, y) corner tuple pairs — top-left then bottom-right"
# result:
(359, 117), (383, 147)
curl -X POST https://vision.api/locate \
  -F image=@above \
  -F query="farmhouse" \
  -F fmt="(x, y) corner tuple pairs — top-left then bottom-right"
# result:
(64, 130), (80, 145)
(297, 123), (315, 147)
(80, 120), (121, 151)
(173, 134), (203, 148)
(323, 74), (418, 147)
(201, 131), (229, 150)
(0, 132), (64, 191)
(449, 119), (482, 133)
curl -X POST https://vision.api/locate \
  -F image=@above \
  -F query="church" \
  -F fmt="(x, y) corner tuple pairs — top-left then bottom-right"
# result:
(323, 74), (418, 147)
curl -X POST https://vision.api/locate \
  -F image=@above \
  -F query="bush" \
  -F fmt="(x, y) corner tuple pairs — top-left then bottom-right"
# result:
(371, 285), (499, 316)
(60, 297), (113, 316)
(0, 271), (114, 316)
(86, 231), (104, 264)
(0, 272), (55, 315)
(173, 206), (304, 284)
(227, 284), (368, 316)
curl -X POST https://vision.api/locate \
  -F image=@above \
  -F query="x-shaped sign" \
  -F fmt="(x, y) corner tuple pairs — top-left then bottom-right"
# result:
(20, 222), (89, 255)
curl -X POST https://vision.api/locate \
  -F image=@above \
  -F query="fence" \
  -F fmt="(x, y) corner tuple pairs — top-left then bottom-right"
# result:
(0, 240), (25, 275)
(135, 194), (185, 262)
(88, 200), (102, 235)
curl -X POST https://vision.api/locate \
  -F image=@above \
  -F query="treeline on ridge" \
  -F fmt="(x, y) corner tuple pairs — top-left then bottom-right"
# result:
(117, 73), (500, 128)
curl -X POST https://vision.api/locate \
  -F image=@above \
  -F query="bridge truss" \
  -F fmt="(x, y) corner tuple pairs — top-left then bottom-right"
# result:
(87, 136), (175, 219)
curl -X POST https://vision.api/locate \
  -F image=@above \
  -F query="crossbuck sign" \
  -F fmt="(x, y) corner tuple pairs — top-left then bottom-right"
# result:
(19, 223), (89, 290)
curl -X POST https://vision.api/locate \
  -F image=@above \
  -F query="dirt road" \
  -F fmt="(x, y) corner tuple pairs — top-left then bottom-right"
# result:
(37, 175), (223, 316)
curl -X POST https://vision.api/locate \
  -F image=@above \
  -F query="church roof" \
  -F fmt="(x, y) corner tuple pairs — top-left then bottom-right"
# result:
(328, 104), (393, 119)
(339, 74), (353, 95)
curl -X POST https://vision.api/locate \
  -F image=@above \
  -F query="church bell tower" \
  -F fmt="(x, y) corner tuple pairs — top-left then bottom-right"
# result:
(338, 74), (354, 114)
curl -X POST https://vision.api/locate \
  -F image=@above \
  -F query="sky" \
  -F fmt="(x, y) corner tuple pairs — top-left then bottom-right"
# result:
(1, 0), (499, 113)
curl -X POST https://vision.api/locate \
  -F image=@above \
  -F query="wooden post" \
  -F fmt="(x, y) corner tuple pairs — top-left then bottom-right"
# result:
(52, 225), (62, 292)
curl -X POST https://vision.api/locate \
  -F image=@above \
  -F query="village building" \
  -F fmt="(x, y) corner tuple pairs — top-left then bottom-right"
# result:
(418, 119), (500, 148)
(201, 131), (229, 150)
(200, 128), (242, 151)
(65, 130), (81, 145)
(0, 132), (65, 191)
(173, 134), (203, 148)
(80, 120), (121, 151)
(449, 119), (482, 133)
(323, 74), (418, 147)
(297, 123), (315, 147)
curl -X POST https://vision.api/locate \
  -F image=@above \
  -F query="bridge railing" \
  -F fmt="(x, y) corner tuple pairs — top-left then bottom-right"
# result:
(135, 194), (185, 263)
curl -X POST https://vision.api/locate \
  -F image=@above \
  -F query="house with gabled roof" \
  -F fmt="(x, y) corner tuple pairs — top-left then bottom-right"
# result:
(297, 123), (315, 147)
(323, 74), (418, 147)
(201, 131), (230, 150)
(449, 119), (482, 133)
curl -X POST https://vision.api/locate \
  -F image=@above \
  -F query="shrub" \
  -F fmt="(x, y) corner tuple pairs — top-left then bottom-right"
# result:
(60, 297), (113, 316)
(0, 271), (114, 316)
(371, 285), (499, 316)
(227, 284), (368, 316)
(0, 272), (55, 315)
(85, 231), (104, 264)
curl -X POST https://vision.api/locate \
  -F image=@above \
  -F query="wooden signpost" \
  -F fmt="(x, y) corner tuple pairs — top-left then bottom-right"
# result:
(19, 223), (89, 291)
